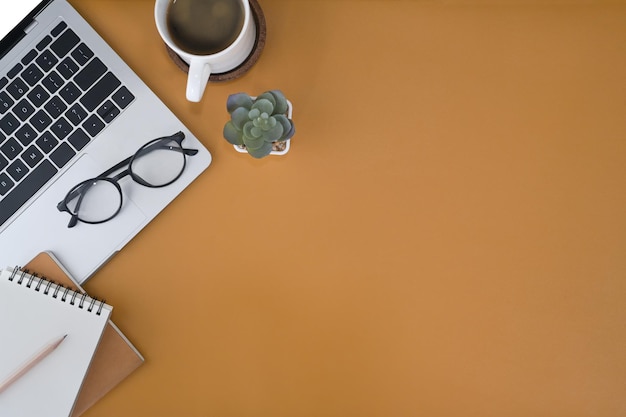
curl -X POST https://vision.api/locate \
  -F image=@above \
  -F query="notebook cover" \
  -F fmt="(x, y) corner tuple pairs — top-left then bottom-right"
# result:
(24, 252), (144, 417)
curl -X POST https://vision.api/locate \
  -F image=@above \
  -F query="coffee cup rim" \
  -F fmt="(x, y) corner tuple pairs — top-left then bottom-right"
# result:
(155, 0), (251, 60)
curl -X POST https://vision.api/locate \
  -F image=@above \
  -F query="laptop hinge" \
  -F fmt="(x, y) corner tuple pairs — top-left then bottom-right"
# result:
(24, 21), (39, 34)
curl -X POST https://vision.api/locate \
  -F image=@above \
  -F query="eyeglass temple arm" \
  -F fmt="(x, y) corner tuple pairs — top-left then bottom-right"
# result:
(134, 145), (198, 159)
(134, 132), (198, 159)
(57, 181), (97, 228)
(169, 130), (199, 155)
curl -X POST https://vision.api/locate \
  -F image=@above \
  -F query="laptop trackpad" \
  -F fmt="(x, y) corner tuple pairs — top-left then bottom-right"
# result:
(1, 154), (147, 280)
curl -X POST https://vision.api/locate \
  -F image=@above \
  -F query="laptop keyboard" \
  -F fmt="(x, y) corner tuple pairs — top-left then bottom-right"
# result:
(0, 21), (135, 227)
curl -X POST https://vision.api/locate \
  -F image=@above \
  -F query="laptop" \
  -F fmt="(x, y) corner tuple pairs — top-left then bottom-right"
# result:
(0, 0), (212, 283)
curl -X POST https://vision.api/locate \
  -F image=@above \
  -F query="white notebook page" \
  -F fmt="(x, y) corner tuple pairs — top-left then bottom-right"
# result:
(0, 267), (112, 417)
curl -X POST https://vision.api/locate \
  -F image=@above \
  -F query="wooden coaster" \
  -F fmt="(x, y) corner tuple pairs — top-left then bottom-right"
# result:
(165, 0), (266, 82)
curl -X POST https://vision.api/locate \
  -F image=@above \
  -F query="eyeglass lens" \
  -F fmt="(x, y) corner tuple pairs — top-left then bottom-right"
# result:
(64, 179), (122, 224)
(130, 138), (186, 187)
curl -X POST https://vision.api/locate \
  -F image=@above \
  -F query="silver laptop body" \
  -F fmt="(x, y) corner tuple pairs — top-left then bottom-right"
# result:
(0, 0), (212, 283)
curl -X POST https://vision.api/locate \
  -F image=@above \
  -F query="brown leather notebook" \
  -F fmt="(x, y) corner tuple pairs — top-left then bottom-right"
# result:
(24, 251), (144, 417)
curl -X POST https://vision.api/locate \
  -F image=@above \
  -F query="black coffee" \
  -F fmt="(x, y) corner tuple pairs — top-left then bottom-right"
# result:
(166, 0), (244, 55)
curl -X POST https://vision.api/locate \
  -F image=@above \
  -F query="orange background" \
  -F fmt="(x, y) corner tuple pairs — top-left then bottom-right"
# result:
(67, 1), (626, 416)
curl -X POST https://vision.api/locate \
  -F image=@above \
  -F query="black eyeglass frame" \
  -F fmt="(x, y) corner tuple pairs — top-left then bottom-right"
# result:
(57, 131), (198, 228)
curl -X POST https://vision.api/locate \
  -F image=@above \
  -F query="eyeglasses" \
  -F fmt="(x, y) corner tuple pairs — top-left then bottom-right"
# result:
(57, 131), (198, 228)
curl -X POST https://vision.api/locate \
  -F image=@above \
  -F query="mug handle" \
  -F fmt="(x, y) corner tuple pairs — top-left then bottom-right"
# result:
(186, 58), (212, 102)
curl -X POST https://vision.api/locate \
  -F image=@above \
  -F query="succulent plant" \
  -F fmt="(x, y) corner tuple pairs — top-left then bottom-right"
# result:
(223, 90), (296, 158)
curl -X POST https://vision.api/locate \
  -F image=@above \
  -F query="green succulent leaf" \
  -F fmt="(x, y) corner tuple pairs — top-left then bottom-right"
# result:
(243, 133), (265, 150)
(284, 122), (295, 140)
(251, 98), (274, 115)
(248, 108), (260, 119)
(273, 115), (292, 138)
(257, 92), (277, 109)
(247, 141), (273, 158)
(243, 121), (256, 138)
(231, 107), (250, 130)
(263, 116), (277, 131)
(269, 90), (288, 115)
(227, 93), (253, 112)
(262, 122), (284, 143)
(252, 114), (272, 131)
(223, 121), (244, 145)
(251, 126), (263, 138)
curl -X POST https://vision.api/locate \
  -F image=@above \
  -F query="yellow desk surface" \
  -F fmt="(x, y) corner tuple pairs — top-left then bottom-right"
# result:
(66, 1), (626, 416)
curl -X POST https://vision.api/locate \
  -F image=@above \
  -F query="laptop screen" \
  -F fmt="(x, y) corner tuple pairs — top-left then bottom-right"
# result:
(0, 0), (42, 40)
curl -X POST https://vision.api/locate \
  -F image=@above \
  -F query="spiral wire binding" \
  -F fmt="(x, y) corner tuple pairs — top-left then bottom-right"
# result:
(7, 266), (106, 315)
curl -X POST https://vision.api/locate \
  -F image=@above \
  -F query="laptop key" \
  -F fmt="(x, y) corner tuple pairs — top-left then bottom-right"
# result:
(42, 71), (64, 93)
(97, 100), (115, 117)
(1, 138), (23, 160)
(0, 113), (20, 135)
(21, 145), (44, 168)
(21, 64), (44, 86)
(36, 131), (58, 153)
(71, 43), (94, 66)
(36, 35), (53, 51)
(0, 160), (57, 226)
(44, 96), (67, 119)
(7, 64), (23, 79)
(0, 155), (7, 171)
(27, 85), (50, 107)
(51, 28), (79, 58)
(36, 50), (59, 72)
(74, 58), (106, 90)
(13, 99), (35, 121)
(15, 124), (37, 146)
(51, 22), (68, 37)
(51, 117), (73, 139)
(83, 114), (105, 137)
(6, 78), (29, 100)
(21, 50), (38, 65)
(68, 128), (90, 151)
(99, 104), (120, 124)
(60, 82), (80, 104)
(112, 86), (135, 109)
(0, 173), (14, 196)
(65, 103), (87, 126)
(57, 57), (79, 79)
(30, 110), (53, 132)
(6, 159), (28, 182)
(50, 142), (76, 168)
(81, 72), (121, 112)
(0, 91), (14, 114)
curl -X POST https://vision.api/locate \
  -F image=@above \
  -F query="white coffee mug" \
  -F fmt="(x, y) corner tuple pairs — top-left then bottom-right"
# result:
(155, 0), (256, 102)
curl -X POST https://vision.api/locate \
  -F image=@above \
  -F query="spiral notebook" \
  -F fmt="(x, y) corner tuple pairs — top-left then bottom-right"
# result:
(24, 252), (144, 416)
(0, 267), (112, 417)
